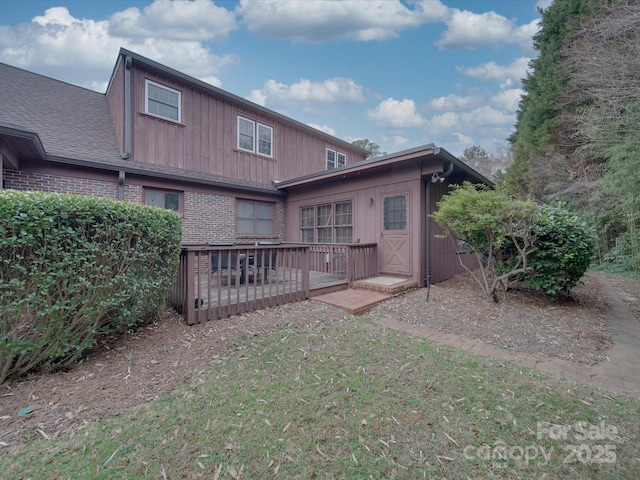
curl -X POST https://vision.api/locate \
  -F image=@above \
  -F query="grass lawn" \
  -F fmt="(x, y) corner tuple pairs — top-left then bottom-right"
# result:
(2, 316), (639, 479)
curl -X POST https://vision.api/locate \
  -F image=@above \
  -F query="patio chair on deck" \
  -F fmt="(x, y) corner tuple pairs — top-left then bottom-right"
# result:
(209, 243), (245, 285)
(247, 243), (279, 283)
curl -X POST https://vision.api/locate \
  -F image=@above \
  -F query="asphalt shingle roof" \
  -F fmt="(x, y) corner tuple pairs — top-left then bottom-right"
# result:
(0, 62), (121, 164)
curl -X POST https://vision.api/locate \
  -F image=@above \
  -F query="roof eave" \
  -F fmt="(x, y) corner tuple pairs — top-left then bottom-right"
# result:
(433, 147), (495, 187)
(32, 153), (283, 197)
(0, 123), (47, 160)
(276, 144), (438, 189)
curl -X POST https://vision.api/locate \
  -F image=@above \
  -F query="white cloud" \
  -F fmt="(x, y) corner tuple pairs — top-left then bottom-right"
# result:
(457, 57), (530, 84)
(437, 9), (539, 52)
(429, 111), (459, 132)
(491, 88), (523, 112)
(429, 93), (482, 112)
(0, 4), (236, 91)
(463, 105), (514, 128)
(199, 76), (223, 88)
(237, 0), (448, 42)
(307, 123), (337, 136)
(367, 98), (425, 128)
(249, 78), (365, 109)
(536, 1), (554, 12)
(109, 0), (237, 41)
(391, 135), (409, 147)
(3, 7), (118, 70)
(453, 132), (474, 146)
(129, 39), (237, 83)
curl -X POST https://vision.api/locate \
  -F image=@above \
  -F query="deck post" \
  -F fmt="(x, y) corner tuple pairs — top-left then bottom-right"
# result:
(185, 249), (196, 325)
(301, 246), (310, 297)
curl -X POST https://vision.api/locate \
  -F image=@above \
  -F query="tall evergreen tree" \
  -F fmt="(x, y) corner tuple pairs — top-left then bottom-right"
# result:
(503, 0), (596, 199)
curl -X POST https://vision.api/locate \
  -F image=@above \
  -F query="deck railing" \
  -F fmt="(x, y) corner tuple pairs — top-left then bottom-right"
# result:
(308, 243), (378, 281)
(168, 243), (377, 325)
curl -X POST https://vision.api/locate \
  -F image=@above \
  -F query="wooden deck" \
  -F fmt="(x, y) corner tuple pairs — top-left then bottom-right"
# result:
(187, 269), (348, 324)
(194, 269), (346, 307)
(169, 243), (377, 325)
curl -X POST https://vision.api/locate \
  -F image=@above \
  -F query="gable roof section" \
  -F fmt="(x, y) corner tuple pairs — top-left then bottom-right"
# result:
(113, 48), (367, 156)
(274, 144), (493, 189)
(0, 63), (121, 164)
(0, 61), (283, 196)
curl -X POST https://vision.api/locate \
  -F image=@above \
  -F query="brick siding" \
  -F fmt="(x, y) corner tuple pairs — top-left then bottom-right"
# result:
(4, 169), (285, 245)
(3, 169), (117, 198)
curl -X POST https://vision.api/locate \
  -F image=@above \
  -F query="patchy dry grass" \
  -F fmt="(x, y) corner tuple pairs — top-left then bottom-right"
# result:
(2, 316), (639, 479)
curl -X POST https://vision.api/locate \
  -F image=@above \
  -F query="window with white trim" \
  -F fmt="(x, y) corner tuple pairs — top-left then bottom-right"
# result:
(237, 116), (273, 157)
(326, 148), (347, 169)
(145, 80), (181, 122)
(300, 201), (353, 243)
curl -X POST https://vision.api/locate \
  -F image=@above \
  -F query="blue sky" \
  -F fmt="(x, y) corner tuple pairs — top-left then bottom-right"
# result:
(1, 0), (551, 157)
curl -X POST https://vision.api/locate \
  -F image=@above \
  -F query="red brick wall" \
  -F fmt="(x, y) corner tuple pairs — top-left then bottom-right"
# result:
(3, 169), (118, 198)
(4, 169), (285, 245)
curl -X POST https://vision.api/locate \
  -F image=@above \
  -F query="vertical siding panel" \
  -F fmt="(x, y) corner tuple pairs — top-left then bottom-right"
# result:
(128, 64), (367, 185)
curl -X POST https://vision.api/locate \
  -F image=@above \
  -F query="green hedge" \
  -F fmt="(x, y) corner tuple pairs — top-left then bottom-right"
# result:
(503, 204), (596, 297)
(0, 191), (182, 384)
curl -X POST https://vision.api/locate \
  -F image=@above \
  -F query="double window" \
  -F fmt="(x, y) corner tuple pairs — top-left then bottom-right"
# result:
(238, 116), (273, 157)
(237, 199), (275, 235)
(326, 148), (346, 169)
(301, 201), (353, 243)
(145, 80), (181, 122)
(144, 188), (182, 212)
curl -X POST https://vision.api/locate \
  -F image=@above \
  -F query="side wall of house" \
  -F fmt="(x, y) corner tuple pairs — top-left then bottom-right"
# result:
(105, 63), (366, 187)
(283, 163), (428, 286)
(106, 58), (125, 156)
(3, 165), (285, 245)
(428, 181), (479, 283)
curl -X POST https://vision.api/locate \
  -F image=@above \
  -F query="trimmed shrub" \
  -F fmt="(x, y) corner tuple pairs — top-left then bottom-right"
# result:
(504, 204), (596, 297)
(0, 191), (182, 383)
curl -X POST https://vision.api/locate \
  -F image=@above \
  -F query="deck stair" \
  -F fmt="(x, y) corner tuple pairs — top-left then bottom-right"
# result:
(351, 276), (417, 295)
(313, 276), (417, 315)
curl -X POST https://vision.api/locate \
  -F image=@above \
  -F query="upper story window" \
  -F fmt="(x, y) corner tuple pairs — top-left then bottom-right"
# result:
(237, 116), (273, 157)
(326, 148), (347, 169)
(144, 188), (182, 213)
(145, 80), (181, 122)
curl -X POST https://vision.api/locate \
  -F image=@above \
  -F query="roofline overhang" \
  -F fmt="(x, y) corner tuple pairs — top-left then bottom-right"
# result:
(0, 123), (47, 159)
(113, 48), (367, 156)
(0, 124), (283, 197)
(43, 154), (285, 197)
(274, 143), (494, 190)
(274, 144), (439, 189)
(433, 147), (495, 187)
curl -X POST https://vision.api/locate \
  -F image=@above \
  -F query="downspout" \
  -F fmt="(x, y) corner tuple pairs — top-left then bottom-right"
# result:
(426, 160), (454, 293)
(425, 180), (431, 289)
(117, 170), (125, 201)
(121, 55), (132, 160)
(441, 161), (454, 179)
(118, 55), (132, 202)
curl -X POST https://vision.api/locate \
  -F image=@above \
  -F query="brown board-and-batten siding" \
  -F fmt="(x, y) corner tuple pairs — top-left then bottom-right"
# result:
(428, 181), (479, 284)
(110, 58), (365, 187)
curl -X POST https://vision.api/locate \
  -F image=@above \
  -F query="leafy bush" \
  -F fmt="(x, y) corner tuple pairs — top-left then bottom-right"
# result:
(433, 183), (538, 302)
(601, 226), (640, 274)
(434, 184), (595, 301)
(503, 205), (596, 297)
(0, 191), (182, 384)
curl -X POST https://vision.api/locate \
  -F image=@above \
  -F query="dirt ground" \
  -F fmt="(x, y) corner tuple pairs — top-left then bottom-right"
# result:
(1, 271), (638, 455)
